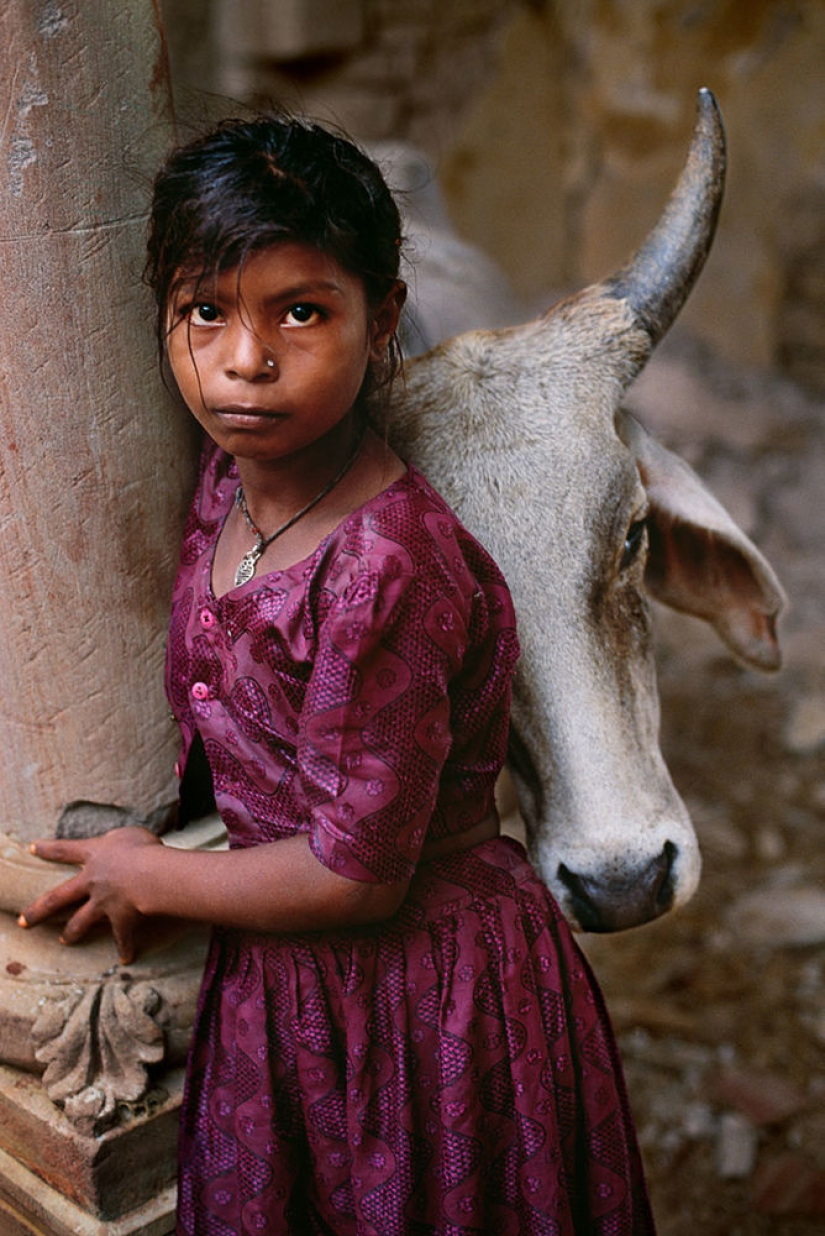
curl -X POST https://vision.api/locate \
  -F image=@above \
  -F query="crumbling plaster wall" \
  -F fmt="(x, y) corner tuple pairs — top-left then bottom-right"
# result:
(161, 0), (824, 392)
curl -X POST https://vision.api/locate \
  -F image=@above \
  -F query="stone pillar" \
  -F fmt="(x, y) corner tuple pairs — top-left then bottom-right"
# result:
(0, 0), (196, 841)
(0, 4), (205, 1231)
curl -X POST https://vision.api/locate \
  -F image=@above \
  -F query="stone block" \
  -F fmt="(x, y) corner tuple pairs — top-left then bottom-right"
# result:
(0, 1063), (183, 1223)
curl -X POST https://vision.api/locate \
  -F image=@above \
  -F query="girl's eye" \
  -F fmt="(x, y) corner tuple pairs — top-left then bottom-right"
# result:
(620, 517), (648, 571)
(189, 303), (221, 325)
(284, 303), (321, 327)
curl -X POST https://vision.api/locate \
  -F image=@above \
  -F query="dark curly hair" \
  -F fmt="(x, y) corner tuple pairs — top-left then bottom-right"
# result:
(145, 114), (405, 393)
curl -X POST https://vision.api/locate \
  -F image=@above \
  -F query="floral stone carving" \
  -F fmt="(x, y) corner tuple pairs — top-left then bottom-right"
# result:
(0, 820), (224, 1133)
(31, 973), (166, 1134)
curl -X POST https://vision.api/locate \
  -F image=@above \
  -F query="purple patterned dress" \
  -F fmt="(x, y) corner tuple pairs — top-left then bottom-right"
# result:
(168, 440), (655, 1236)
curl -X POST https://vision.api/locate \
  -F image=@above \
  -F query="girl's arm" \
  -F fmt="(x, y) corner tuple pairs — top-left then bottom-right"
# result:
(19, 826), (410, 964)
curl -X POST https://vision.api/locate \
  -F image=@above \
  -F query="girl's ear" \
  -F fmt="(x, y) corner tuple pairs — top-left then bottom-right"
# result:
(369, 281), (407, 360)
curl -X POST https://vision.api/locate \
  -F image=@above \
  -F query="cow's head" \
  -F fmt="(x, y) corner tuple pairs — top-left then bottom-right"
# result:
(386, 90), (785, 931)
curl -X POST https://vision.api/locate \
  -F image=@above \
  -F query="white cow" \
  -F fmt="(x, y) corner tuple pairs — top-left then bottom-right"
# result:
(380, 90), (785, 932)
(41, 94), (784, 939)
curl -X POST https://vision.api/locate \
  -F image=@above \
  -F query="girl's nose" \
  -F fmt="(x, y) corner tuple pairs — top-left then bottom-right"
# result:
(225, 324), (277, 380)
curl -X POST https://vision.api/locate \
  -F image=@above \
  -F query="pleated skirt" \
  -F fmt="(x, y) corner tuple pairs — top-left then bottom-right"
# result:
(176, 837), (655, 1236)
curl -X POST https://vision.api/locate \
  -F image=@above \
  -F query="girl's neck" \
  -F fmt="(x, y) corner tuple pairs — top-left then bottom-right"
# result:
(234, 414), (365, 530)
(209, 423), (405, 597)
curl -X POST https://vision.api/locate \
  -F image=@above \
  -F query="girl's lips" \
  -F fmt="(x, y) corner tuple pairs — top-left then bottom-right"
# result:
(212, 406), (284, 424)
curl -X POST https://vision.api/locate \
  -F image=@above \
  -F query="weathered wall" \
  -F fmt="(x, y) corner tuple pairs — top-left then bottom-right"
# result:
(161, 0), (824, 393)
(443, 0), (824, 384)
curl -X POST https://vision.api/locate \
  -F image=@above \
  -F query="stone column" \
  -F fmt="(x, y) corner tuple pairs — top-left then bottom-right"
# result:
(0, 0), (196, 840)
(0, 5), (205, 1232)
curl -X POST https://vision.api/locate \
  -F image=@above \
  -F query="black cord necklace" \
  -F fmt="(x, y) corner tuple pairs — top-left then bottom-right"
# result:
(233, 431), (366, 587)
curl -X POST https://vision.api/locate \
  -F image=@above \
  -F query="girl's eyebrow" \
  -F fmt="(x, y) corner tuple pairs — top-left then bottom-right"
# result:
(261, 279), (346, 304)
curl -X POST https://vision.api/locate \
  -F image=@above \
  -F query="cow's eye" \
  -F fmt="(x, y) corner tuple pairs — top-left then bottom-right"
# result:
(621, 518), (648, 570)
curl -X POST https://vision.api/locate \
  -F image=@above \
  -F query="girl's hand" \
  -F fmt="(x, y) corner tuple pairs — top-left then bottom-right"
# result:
(18, 827), (163, 965)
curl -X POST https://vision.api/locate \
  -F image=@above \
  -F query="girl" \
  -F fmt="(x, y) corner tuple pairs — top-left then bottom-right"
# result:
(21, 116), (655, 1236)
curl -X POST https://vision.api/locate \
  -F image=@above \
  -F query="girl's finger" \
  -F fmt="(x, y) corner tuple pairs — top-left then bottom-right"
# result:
(29, 837), (87, 866)
(18, 873), (88, 928)
(111, 921), (137, 966)
(58, 900), (104, 948)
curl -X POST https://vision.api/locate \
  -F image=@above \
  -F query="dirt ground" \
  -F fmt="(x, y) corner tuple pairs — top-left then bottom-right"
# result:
(579, 341), (825, 1235)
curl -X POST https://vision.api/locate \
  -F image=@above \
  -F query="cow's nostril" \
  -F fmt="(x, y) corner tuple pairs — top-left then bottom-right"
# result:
(558, 841), (679, 933)
(655, 840), (678, 911)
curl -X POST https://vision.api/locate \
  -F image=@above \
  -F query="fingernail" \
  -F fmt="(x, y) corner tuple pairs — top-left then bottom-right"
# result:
(28, 844), (37, 855)
(17, 914), (28, 928)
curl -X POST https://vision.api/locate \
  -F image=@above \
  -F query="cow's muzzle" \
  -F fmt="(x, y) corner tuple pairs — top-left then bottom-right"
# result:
(558, 840), (678, 933)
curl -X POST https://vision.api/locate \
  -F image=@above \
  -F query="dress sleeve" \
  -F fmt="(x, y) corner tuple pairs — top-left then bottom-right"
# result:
(299, 554), (469, 885)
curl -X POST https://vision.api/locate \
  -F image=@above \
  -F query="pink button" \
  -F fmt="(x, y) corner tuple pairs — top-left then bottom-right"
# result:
(199, 608), (216, 630)
(191, 681), (210, 701)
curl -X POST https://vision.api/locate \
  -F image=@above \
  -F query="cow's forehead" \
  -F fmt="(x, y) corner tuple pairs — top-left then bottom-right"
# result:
(428, 293), (651, 433)
(437, 337), (644, 496)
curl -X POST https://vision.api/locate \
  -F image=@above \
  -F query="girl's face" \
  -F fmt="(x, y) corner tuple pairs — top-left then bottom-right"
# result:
(166, 242), (403, 465)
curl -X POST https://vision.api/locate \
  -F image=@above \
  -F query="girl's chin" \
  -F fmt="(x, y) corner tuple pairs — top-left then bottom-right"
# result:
(200, 415), (289, 457)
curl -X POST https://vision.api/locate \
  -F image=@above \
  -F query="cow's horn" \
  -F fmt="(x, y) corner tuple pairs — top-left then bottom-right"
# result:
(605, 87), (726, 345)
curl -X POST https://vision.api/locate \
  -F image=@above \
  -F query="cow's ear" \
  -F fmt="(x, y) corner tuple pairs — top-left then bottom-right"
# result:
(616, 410), (786, 671)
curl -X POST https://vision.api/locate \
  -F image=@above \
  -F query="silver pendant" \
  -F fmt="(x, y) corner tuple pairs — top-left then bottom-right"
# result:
(234, 545), (262, 587)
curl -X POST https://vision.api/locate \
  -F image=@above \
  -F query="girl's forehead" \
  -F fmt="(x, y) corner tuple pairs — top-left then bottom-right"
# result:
(175, 240), (357, 291)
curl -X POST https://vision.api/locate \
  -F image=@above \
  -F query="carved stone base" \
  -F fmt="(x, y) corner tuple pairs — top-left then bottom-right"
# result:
(0, 1062), (182, 1234)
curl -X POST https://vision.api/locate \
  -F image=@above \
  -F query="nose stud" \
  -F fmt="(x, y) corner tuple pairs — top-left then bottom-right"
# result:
(265, 358), (275, 368)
